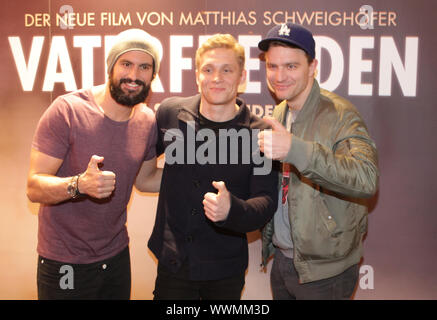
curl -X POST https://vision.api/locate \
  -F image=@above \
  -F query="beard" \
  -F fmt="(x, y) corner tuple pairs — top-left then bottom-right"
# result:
(109, 76), (151, 107)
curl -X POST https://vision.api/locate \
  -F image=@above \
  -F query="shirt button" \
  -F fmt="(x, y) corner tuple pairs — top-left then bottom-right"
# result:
(193, 180), (200, 188)
(102, 264), (107, 270)
(328, 216), (332, 220)
(170, 259), (178, 266)
(191, 208), (198, 215)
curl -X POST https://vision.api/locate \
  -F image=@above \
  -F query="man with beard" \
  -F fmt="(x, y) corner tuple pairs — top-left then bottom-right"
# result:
(26, 29), (162, 299)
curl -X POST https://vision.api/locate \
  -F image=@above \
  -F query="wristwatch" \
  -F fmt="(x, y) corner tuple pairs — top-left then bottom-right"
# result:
(67, 174), (82, 199)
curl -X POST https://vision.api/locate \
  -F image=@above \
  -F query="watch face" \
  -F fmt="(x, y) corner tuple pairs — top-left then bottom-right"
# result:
(67, 177), (78, 198)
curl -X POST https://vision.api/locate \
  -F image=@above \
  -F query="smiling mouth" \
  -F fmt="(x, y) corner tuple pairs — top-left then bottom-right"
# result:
(122, 82), (141, 92)
(274, 84), (293, 91)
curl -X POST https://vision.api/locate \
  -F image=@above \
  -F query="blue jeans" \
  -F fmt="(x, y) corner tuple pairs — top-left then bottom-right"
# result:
(37, 246), (131, 300)
(271, 249), (359, 300)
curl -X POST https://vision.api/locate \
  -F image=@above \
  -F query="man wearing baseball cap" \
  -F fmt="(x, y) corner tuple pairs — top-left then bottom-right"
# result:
(27, 28), (162, 299)
(257, 23), (379, 299)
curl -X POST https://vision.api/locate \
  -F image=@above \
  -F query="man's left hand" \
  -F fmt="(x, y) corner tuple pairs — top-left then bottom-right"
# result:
(203, 181), (231, 222)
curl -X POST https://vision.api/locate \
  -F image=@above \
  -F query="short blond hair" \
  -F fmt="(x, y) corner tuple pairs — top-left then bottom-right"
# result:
(195, 34), (245, 71)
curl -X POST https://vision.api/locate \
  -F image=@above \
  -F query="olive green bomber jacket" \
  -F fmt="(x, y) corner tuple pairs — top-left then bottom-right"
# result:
(261, 80), (379, 284)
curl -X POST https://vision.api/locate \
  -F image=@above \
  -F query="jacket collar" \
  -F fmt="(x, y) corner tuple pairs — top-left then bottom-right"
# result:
(275, 80), (321, 126)
(295, 79), (320, 125)
(177, 94), (251, 128)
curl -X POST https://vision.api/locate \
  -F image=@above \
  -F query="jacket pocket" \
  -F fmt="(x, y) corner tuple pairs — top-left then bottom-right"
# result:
(292, 191), (360, 260)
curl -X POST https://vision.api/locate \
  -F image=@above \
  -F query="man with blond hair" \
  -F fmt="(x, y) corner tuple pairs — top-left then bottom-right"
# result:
(148, 34), (278, 300)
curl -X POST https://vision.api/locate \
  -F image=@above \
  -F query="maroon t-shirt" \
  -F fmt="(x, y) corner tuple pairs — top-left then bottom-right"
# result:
(32, 89), (157, 263)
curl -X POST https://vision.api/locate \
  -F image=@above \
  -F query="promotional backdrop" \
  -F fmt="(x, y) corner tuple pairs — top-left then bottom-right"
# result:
(0, 0), (435, 299)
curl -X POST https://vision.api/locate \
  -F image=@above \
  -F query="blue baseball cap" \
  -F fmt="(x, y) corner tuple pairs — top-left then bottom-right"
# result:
(258, 23), (315, 59)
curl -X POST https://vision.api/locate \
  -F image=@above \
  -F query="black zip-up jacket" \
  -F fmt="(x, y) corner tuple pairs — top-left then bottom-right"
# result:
(148, 94), (278, 281)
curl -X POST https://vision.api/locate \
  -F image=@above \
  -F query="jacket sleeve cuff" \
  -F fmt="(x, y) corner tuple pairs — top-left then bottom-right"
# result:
(283, 135), (313, 172)
(214, 193), (241, 228)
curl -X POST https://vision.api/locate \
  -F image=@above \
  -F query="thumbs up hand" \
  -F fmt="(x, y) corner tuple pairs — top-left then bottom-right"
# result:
(258, 116), (292, 160)
(78, 155), (116, 199)
(203, 181), (231, 222)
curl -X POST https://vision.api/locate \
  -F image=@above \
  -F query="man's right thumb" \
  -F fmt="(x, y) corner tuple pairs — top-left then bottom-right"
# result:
(88, 155), (104, 170)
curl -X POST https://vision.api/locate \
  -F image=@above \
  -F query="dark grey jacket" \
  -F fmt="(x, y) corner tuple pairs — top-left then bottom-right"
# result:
(149, 94), (278, 281)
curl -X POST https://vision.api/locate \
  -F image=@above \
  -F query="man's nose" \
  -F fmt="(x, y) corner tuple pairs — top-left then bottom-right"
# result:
(212, 70), (222, 82)
(127, 66), (140, 80)
(275, 68), (287, 82)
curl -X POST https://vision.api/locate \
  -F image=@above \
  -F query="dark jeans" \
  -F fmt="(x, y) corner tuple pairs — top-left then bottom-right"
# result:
(271, 249), (359, 300)
(153, 262), (245, 300)
(37, 246), (131, 300)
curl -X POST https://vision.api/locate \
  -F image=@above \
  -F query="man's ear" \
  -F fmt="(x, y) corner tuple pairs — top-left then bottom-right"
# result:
(239, 69), (247, 86)
(195, 69), (200, 86)
(309, 58), (318, 79)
